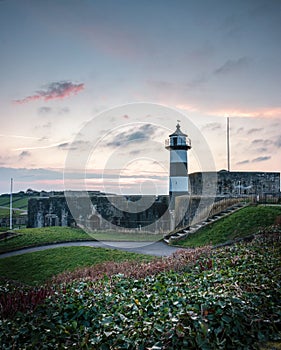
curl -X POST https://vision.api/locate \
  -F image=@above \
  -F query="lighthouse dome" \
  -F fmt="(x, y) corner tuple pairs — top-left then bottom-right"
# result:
(169, 123), (187, 137)
(165, 122), (191, 150)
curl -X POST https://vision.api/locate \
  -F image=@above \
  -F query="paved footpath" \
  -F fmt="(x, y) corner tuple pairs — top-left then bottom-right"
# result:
(0, 240), (182, 259)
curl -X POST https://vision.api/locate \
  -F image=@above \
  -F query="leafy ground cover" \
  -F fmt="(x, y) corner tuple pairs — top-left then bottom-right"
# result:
(0, 246), (152, 285)
(0, 227), (280, 349)
(176, 205), (281, 247)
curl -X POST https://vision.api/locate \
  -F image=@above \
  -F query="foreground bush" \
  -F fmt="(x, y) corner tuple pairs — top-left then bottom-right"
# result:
(0, 229), (280, 349)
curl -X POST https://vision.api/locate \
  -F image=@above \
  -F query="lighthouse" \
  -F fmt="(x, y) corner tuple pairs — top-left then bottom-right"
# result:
(165, 122), (191, 208)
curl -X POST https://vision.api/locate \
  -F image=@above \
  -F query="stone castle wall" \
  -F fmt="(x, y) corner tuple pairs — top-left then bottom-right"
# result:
(189, 171), (280, 196)
(28, 171), (280, 230)
(28, 195), (170, 232)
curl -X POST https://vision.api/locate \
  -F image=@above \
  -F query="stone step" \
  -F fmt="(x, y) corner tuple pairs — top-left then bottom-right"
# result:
(164, 203), (249, 245)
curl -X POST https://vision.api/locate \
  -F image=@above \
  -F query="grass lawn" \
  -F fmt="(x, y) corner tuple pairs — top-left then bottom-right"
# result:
(0, 227), (163, 254)
(0, 195), (29, 210)
(0, 208), (24, 218)
(0, 208), (10, 218)
(175, 205), (281, 247)
(0, 246), (152, 285)
(0, 227), (95, 253)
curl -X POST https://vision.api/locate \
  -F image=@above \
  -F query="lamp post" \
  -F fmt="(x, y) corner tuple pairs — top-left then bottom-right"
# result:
(9, 178), (13, 230)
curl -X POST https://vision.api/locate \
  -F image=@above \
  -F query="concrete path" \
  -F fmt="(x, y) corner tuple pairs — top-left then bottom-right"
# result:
(0, 240), (182, 259)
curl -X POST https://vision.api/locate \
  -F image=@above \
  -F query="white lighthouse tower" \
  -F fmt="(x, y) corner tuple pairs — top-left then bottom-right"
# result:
(165, 122), (191, 208)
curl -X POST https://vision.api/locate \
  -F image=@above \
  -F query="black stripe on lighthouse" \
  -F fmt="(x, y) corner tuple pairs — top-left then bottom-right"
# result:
(170, 162), (188, 176)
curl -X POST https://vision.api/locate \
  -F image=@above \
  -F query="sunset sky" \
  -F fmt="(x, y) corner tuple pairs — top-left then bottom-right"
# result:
(0, 0), (280, 194)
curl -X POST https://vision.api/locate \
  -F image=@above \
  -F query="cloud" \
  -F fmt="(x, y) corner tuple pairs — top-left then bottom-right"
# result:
(251, 139), (273, 146)
(274, 136), (281, 148)
(148, 80), (174, 90)
(252, 156), (271, 163)
(176, 103), (198, 112)
(57, 140), (90, 151)
(14, 81), (84, 104)
(0, 167), (62, 191)
(256, 147), (268, 153)
(14, 140), (71, 151)
(80, 23), (146, 61)
(0, 134), (40, 140)
(106, 124), (157, 148)
(38, 106), (70, 116)
(201, 122), (222, 131)
(211, 107), (281, 119)
(129, 149), (141, 156)
(247, 128), (263, 135)
(236, 160), (250, 165)
(185, 76), (208, 91)
(59, 107), (70, 114)
(38, 106), (52, 115)
(252, 135), (281, 150)
(41, 122), (52, 129)
(57, 142), (69, 149)
(19, 151), (31, 159)
(214, 57), (250, 75)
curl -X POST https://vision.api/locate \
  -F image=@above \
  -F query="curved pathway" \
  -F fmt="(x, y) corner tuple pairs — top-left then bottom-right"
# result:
(0, 240), (182, 259)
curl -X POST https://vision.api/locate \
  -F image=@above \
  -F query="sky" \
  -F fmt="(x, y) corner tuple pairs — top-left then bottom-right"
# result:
(0, 0), (280, 195)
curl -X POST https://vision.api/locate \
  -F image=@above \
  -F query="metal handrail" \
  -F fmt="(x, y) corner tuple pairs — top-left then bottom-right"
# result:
(165, 138), (191, 147)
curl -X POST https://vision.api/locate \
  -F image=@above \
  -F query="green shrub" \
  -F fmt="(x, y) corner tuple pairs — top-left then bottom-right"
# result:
(0, 229), (280, 349)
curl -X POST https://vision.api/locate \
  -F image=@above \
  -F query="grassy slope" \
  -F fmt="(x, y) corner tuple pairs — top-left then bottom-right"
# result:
(176, 205), (281, 247)
(0, 195), (29, 209)
(0, 246), (152, 285)
(0, 227), (95, 253)
(0, 208), (24, 218)
(1, 231), (280, 349)
(0, 227), (163, 254)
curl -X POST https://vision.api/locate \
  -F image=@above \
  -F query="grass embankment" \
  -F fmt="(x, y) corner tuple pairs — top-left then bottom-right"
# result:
(176, 205), (281, 247)
(0, 208), (24, 218)
(0, 227), (96, 253)
(0, 195), (29, 209)
(0, 227), (163, 254)
(0, 246), (152, 285)
(0, 229), (280, 349)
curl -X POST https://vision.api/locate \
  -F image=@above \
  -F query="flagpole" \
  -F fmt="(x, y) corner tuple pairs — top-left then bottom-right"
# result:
(9, 178), (13, 230)
(227, 117), (230, 172)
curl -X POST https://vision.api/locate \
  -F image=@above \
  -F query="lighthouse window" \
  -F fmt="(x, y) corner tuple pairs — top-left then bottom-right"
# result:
(179, 136), (186, 145)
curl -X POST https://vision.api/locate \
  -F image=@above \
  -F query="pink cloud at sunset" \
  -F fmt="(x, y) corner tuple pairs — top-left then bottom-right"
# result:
(13, 81), (85, 104)
(211, 107), (281, 119)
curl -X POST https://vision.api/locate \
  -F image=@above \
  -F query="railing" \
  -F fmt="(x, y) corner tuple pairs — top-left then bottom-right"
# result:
(165, 138), (191, 148)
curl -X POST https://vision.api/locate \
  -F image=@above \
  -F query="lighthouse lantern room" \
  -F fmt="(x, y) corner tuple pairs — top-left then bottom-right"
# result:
(165, 122), (191, 207)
